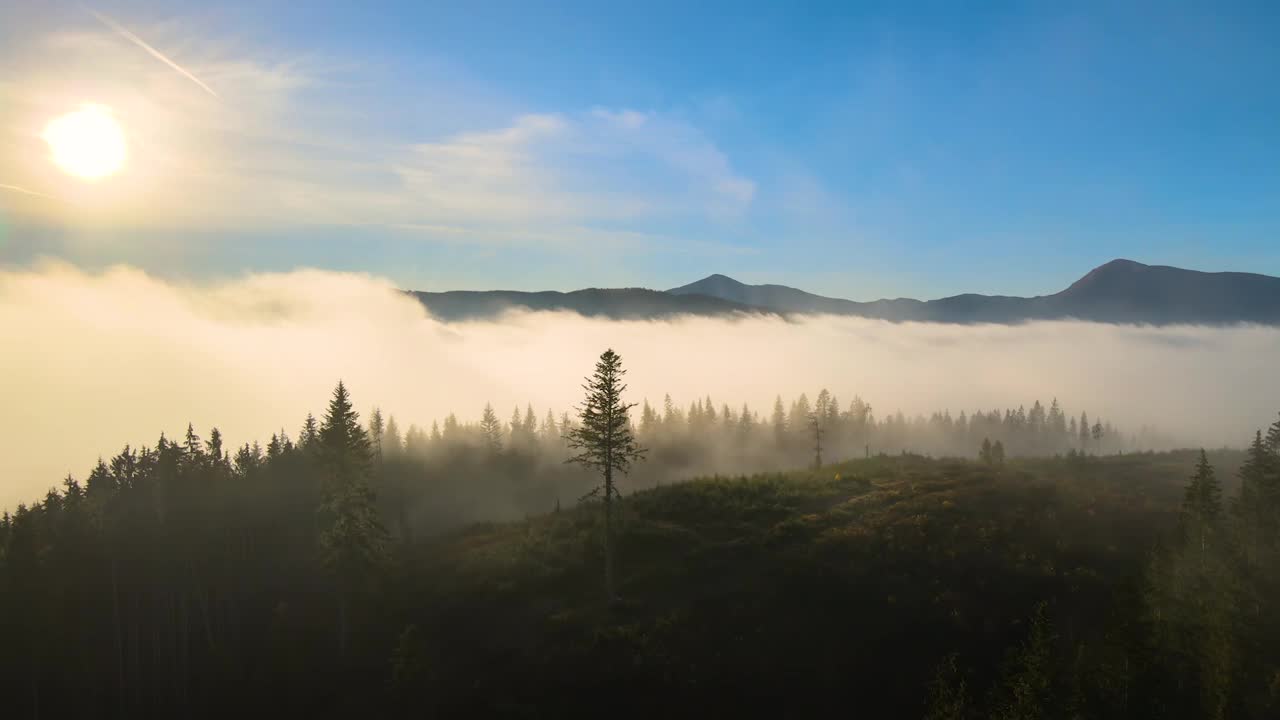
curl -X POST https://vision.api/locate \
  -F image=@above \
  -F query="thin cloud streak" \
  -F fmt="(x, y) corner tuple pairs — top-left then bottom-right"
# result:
(0, 183), (61, 201)
(86, 7), (220, 98)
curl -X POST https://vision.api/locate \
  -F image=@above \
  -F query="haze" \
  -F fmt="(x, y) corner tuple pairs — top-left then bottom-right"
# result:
(3, 262), (1276, 509)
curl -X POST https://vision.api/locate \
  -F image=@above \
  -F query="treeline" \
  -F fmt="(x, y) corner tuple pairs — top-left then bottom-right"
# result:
(921, 415), (1280, 719)
(1133, 421), (1280, 718)
(0, 378), (1198, 717)
(392, 392), (1128, 469)
(364, 391), (1129, 530)
(368, 392), (1130, 526)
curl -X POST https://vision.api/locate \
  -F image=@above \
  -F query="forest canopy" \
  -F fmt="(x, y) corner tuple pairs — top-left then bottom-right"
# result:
(3, 357), (1279, 717)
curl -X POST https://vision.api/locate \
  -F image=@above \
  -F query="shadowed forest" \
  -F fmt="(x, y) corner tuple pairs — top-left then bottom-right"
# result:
(7, 0), (1280, 717)
(2, 348), (1279, 719)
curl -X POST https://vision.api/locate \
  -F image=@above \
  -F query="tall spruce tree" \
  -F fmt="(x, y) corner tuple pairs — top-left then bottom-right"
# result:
(772, 396), (787, 450)
(1234, 430), (1276, 567)
(368, 407), (384, 464)
(1183, 449), (1222, 558)
(1266, 412), (1280, 454)
(317, 381), (387, 657)
(299, 413), (319, 449)
(479, 403), (503, 454)
(565, 349), (646, 602)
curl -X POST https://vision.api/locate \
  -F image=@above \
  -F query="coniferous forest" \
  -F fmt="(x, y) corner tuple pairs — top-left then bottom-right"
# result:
(9, 0), (1280, 716)
(2, 349), (1279, 718)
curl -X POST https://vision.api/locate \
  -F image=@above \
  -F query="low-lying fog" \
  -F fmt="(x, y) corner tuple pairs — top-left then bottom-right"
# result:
(4, 262), (1279, 509)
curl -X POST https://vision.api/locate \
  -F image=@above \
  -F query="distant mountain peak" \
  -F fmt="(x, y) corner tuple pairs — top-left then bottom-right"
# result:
(411, 260), (1280, 325)
(676, 273), (748, 289)
(1098, 258), (1146, 269)
(1088, 258), (1149, 274)
(1064, 258), (1150, 290)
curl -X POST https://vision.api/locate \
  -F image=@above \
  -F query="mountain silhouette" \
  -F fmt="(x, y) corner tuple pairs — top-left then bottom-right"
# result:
(412, 260), (1280, 325)
(669, 259), (1280, 324)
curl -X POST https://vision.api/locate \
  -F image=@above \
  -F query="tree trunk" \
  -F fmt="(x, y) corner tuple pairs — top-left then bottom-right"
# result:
(604, 465), (616, 603)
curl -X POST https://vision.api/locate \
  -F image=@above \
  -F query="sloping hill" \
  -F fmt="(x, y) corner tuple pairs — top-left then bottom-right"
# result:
(391, 451), (1221, 717)
(1036, 258), (1280, 324)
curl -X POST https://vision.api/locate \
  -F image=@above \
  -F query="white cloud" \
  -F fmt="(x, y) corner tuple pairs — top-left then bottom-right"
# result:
(0, 12), (756, 252)
(3, 263), (1279, 510)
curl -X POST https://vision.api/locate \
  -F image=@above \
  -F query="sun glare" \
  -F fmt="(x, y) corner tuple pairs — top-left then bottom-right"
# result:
(42, 104), (127, 181)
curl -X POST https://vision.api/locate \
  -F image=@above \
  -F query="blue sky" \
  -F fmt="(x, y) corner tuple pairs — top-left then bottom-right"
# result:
(2, 0), (1278, 299)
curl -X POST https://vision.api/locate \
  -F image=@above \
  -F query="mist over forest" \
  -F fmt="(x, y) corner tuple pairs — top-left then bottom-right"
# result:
(4, 262), (1280, 510)
(8, 0), (1280, 715)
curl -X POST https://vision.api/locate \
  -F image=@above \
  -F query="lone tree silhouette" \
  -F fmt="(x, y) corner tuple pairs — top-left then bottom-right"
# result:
(809, 411), (824, 469)
(565, 348), (646, 602)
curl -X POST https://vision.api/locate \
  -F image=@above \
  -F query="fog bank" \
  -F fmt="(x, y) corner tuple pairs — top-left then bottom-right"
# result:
(4, 262), (1278, 509)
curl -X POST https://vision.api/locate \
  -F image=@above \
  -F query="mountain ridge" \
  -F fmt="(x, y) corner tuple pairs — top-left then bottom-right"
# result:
(411, 259), (1280, 325)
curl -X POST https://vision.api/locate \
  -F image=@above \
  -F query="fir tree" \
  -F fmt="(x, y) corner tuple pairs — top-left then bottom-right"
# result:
(772, 396), (787, 450)
(1266, 412), (1280, 454)
(317, 381), (387, 657)
(1182, 449), (1222, 560)
(1235, 430), (1280, 562)
(300, 413), (319, 448)
(479, 403), (503, 454)
(738, 403), (754, 441)
(369, 407), (385, 464)
(565, 349), (646, 602)
(509, 406), (524, 448)
(990, 603), (1053, 720)
(384, 415), (402, 457)
(522, 404), (538, 443)
(992, 440), (1006, 466)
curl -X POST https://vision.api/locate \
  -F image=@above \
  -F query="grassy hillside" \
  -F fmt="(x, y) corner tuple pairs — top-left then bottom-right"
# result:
(363, 450), (1237, 717)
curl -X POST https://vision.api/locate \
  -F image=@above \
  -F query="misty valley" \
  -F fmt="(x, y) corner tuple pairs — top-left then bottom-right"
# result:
(5, 2), (1280, 717)
(3, 340), (1280, 717)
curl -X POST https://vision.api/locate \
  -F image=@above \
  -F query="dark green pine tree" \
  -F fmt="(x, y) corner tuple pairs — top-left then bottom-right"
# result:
(565, 349), (646, 603)
(772, 396), (787, 450)
(522, 404), (538, 445)
(182, 423), (204, 471)
(299, 413), (319, 449)
(1266, 412), (1280, 454)
(317, 381), (387, 657)
(479, 403), (503, 454)
(384, 415), (402, 456)
(1233, 430), (1277, 567)
(990, 603), (1052, 720)
(369, 407), (385, 464)
(1183, 449), (1223, 559)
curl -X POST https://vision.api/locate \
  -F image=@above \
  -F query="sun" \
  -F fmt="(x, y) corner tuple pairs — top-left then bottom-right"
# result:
(42, 104), (127, 181)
